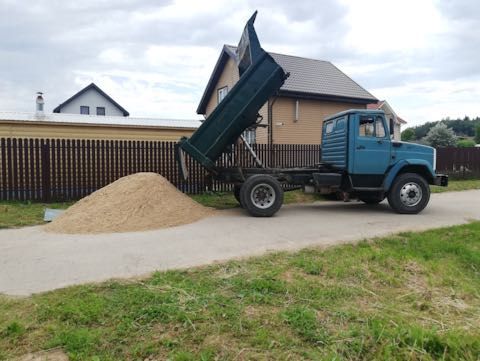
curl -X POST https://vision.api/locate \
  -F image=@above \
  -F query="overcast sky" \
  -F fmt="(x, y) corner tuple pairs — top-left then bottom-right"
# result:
(1, 0), (478, 126)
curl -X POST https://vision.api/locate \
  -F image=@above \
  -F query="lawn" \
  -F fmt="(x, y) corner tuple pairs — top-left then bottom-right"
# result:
(431, 178), (480, 193)
(0, 201), (72, 229)
(1, 222), (479, 360)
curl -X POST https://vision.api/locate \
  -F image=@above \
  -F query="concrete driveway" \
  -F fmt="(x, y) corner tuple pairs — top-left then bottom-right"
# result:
(1, 190), (479, 296)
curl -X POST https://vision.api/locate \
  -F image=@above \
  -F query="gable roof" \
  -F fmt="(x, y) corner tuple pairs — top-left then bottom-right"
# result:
(366, 100), (385, 110)
(197, 45), (377, 114)
(367, 100), (407, 124)
(53, 83), (130, 116)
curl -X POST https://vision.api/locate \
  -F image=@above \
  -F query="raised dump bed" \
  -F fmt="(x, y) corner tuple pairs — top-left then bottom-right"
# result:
(177, 12), (287, 177)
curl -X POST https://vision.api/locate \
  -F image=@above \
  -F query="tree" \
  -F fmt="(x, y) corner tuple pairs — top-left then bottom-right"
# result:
(475, 124), (480, 144)
(422, 122), (457, 148)
(457, 139), (476, 148)
(401, 128), (415, 141)
(407, 116), (480, 140)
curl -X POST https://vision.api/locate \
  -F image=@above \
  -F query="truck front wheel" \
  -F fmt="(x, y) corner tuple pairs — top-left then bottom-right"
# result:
(387, 173), (430, 214)
(240, 175), (284, 217)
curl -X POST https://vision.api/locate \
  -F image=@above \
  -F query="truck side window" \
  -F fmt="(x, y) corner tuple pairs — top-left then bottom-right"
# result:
(335, 117), (345, 131)
(359, 116), (375, 137)
(325, 121), (334, 134)
(375, 116), (386, 138)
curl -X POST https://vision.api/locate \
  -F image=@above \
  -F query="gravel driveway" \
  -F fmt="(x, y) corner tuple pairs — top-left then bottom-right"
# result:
(1, 190), (479, 296)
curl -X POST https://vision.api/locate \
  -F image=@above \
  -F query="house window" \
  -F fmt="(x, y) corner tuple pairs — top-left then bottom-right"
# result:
(80, 106), (90, 115)
(217, 86), (228, 104)
(96, 107), (106, 116)
(243, 129), (256, 144)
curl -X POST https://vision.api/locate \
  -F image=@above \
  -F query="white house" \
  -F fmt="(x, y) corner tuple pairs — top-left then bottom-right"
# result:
(53, 83), (129, 117)
(367, 100), (407, 141)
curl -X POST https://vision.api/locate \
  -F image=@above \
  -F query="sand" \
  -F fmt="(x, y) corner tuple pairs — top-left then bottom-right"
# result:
(45, 173), (214, 234)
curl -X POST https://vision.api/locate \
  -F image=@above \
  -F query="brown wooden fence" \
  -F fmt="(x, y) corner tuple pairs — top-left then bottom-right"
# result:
(436, 147), (480, 178)
(0, 138), (321, 202)
(2, 138), (476, 202)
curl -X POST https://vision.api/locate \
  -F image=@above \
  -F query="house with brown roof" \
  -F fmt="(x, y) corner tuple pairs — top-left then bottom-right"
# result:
(367, 100), (407, 141)
(197, 45), (378, 144)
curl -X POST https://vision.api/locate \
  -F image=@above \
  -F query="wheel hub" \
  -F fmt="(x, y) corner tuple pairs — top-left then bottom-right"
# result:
(400, 182), (422, 207)
(250, 183), (276, 209)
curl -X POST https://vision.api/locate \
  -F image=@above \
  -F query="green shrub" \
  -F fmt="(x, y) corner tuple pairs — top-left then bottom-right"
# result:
(475, 124), (480, 144)
(457, 139), (476, 148)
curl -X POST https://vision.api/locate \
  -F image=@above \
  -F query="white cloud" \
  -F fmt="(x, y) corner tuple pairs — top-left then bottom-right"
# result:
(1, 0), (479, 126)
(342, 0), (444, 54)
(371, 77), (480, 125)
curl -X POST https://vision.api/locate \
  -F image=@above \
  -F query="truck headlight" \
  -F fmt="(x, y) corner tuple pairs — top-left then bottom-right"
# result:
(433, 148), (437, 172)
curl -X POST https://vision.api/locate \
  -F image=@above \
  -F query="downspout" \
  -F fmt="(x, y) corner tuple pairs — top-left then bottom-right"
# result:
(267, 96), (278, 167)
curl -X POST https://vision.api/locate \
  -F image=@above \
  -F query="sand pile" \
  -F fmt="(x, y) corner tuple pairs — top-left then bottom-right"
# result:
(45, 172), (213, 234)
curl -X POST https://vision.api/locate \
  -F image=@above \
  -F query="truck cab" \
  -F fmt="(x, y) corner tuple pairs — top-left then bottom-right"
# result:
(320, 109), (448, 213)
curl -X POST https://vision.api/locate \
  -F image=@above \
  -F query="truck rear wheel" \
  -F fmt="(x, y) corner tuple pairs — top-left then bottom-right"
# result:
(240, 175), (284, 217)
(387, 173), (430, 214)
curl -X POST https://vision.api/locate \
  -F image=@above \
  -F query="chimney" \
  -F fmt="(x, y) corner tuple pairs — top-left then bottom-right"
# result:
(35, 92), (45, 117)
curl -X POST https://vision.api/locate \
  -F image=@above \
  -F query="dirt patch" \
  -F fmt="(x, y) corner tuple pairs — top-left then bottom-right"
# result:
(15, 349), (69, 361)
(45, 173), (214, 234)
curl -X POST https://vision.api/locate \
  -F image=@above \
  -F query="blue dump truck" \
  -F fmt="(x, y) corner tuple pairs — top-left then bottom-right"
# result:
(178, 12), (448, 217)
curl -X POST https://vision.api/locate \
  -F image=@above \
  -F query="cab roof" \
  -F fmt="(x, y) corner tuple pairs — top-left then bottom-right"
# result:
(324, 109), (385, 122)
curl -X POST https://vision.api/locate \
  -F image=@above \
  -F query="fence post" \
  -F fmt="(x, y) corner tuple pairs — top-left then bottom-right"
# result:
(41, 141), (51, 202)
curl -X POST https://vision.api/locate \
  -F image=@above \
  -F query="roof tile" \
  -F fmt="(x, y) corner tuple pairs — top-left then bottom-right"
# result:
(225, 45), (376, 101)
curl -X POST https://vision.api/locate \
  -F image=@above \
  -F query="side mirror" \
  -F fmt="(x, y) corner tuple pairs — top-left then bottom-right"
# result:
(389, 118), (395, 136)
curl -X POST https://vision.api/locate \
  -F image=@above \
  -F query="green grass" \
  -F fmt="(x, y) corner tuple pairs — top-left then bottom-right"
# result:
(0, 201), (72, 229)
(190, 192), (239, 209)
(1, 223), (480, 360)
(431, 179), (480, 193)
(191, 189), (325, 210)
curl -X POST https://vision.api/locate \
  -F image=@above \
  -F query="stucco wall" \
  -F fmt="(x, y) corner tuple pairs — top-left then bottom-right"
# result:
(58, 88), (125, 116)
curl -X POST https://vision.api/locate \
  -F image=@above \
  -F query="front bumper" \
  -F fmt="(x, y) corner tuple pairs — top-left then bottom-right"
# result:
(434, 174), (448, 187)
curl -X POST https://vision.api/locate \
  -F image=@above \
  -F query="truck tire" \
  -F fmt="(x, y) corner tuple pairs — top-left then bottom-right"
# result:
(240, 175), (284, 217)
(359, 195), (384, 204)
(233, 184), (243, 207)
(387, 173), (430, 214)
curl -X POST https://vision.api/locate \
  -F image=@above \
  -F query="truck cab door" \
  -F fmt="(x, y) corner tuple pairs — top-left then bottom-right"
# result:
(352, 114), (391, 176)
